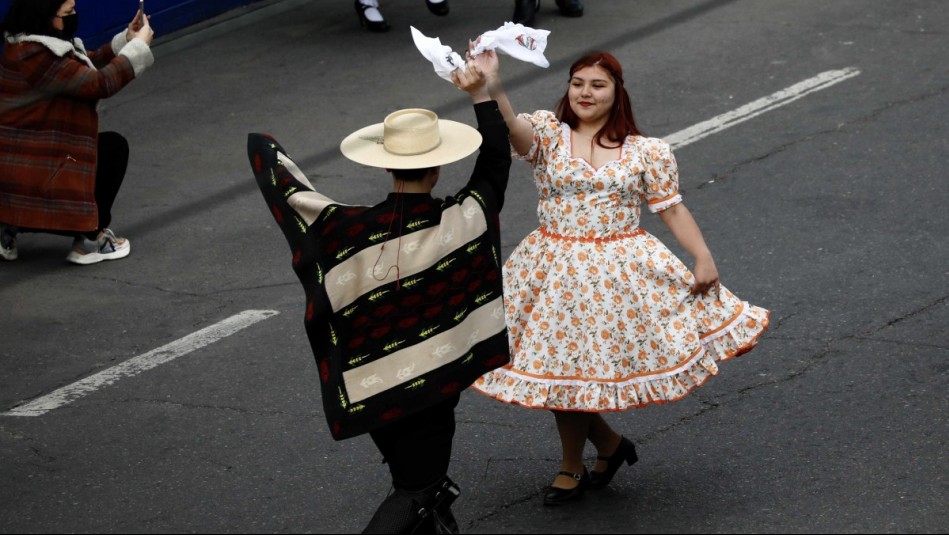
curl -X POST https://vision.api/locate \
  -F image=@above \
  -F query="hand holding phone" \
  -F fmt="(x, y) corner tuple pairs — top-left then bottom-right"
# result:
(126, 0), (153, 45)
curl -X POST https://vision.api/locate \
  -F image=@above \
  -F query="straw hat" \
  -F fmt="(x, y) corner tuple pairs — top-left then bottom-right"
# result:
(340, 108), (482, 169)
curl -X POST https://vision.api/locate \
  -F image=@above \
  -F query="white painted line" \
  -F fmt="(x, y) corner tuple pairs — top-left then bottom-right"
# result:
(666, 67), (861, 150)
(2, 310), (279, 417)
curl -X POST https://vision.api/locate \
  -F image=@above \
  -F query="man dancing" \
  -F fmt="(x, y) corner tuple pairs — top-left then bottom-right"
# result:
(247, 55), (510, 533)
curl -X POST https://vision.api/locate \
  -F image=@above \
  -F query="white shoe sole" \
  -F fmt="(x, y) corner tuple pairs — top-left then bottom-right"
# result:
(66, 241), (131, 265)
(0, 248), (16, 261)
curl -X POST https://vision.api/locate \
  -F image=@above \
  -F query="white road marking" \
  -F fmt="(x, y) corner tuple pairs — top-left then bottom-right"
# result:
(2, 310), (279, 417)
(666, 67), (861, 149)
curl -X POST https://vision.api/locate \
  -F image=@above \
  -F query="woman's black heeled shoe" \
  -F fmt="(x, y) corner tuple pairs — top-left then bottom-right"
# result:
(425, 0), (449, 16)
(588, 436), (637, 489)
(354, 0), (390, 32)
(543, 468), (588, 506)
(555, 0), (584, 17)
(513, 0), (540, 26)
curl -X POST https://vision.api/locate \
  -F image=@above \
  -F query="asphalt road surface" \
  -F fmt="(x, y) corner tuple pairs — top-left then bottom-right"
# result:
(1, 0), (946, 532)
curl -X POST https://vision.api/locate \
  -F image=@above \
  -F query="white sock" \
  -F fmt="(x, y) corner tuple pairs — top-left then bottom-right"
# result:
(357, 0), (384, 22)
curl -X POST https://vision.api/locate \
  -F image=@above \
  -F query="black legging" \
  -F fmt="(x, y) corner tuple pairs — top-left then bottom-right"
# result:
(14, 131), (128, 240)
(369, 394), (460, 492)
(85, 131), (129, 239)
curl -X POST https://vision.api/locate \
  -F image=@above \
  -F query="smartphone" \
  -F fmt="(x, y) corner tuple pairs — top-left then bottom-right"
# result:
(137, 0), (144, 24)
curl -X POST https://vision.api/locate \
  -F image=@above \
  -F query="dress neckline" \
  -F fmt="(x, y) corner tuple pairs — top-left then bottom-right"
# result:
(563, 123), (631, 172)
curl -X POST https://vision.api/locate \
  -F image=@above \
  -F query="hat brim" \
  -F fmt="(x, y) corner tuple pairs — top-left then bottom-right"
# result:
(340, 119), (482, 169)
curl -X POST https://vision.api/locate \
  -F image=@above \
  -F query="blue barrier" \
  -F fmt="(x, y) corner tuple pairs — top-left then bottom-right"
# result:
(1, 0), (263, 49)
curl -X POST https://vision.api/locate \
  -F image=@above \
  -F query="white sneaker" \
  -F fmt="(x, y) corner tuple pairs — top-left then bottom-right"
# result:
(0, 224), (17, 261)
(66, 228), (130, 265)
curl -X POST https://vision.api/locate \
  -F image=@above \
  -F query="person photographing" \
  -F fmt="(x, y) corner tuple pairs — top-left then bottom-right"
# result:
(1, 0), (154, 264)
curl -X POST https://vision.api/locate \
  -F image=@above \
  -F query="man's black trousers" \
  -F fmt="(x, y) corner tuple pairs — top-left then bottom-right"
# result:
(369, 394), (461, 491)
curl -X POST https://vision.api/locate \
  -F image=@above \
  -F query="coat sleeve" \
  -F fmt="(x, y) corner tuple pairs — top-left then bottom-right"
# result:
(94, 33), (154, 76)
(87, 41), (117, 70)
(19, 44), (136, 100)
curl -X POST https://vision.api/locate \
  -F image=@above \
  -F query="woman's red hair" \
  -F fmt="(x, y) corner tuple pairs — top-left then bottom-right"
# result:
(555, 51), (643, 148)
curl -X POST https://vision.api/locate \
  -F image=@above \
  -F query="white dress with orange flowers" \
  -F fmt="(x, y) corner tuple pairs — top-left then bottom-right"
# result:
(473, 111), (770, 411)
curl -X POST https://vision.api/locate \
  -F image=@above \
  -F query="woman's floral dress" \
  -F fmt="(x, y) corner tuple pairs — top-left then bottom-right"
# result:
(473, 111), (770, 411)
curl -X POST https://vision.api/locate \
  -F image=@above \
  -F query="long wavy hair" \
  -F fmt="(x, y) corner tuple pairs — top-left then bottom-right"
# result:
(0, 0), (65, 37)
(555, 51), (644, 148)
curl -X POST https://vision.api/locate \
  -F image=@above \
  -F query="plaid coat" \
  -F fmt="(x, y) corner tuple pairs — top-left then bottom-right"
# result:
(0, 33), (150, 232)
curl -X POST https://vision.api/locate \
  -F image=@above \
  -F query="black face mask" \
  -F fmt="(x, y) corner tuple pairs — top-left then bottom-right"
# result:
(55, 13), (79, 39)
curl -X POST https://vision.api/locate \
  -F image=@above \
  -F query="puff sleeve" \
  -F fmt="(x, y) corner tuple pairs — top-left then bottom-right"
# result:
(515, 110), (561, 165)
(641, 138), (682, 213)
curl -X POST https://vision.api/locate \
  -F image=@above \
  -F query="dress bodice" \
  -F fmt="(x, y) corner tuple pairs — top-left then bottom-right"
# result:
(516, 111), (682, 240)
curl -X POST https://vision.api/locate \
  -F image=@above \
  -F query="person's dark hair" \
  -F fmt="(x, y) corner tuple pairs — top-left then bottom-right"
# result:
(0, 0), (65, 37)
(390, 167), (434, 183)
(555, 51), (643, 148)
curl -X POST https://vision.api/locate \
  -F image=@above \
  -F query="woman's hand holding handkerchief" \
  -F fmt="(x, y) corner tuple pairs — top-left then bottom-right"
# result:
(411, 23), (550, 83)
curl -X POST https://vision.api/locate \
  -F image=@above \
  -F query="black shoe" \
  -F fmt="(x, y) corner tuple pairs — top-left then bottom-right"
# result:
(588, 436), (637, 490)
(354, 0), (390, 33)
(513, 0), (540, 26)
(426, 0), (450, 16)
(362, 476), (461, 534)
(555, 0), (584, 17)
(543, 468), (588, 506)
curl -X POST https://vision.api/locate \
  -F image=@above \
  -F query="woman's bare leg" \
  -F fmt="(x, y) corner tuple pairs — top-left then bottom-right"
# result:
(551, 410), (593, 488)
(587, 414), (622, 473)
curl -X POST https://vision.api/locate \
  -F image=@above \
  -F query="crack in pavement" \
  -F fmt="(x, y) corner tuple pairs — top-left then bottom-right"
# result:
(90, 397), (319, 419)
(74, 273), (299, 298)
(72, 274), (205, 298)
(638, 397), (722, 445)
(195, 454), (236, 471)
(696, 84), (949, 188)
(0, 425), (26, 441)
(761, 335), (807, 342)
(27, 445), (56, 464)
(465, 487), (543, 530)
(200, 280), (298, 297)
(767, 312), (796, 334)
(864, 294), (948, 334)
(455, 419), (522, 429)
(0, 425), (59, 466)
(707, 19), (948, 37)
(852, 335), (949, 352)
(732, 293), (948, 397)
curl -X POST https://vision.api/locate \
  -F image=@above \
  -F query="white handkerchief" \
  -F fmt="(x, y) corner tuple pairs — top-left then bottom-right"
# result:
(410, 26), (466, 82)
(473, 22), (550, 68)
